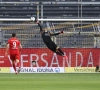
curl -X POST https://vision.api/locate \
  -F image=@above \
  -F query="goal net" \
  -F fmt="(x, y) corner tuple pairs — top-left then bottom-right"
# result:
(0, 19), (100, 73)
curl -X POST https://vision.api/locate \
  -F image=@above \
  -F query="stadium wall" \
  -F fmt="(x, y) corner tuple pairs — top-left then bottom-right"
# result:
(0, 48), (100, 67)
(0, 48), (98, 73)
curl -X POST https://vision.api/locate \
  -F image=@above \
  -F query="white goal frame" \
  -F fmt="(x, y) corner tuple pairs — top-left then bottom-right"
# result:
(0, 18), (100, 21)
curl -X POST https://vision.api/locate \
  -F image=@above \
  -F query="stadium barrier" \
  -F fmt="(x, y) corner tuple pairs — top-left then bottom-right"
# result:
(0, 67), (10, 73)
(65, 67), (95, 73)
(10, 67), (64, 73)
(0, 48), (100, 67)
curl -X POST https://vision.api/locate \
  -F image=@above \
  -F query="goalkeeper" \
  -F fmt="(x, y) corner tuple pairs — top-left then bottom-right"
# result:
(32, 17), (68, 59)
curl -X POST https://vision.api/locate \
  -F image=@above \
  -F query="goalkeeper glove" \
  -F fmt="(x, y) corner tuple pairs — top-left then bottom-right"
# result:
(60, 30), (64, 34)
(34, 17), (38, 23)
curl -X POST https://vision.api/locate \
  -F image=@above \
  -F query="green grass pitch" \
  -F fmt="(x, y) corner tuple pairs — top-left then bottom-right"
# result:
(0, 73), (100, 90)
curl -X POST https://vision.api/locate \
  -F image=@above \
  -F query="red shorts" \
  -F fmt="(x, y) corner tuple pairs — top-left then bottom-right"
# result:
(10, 53), (20, 61)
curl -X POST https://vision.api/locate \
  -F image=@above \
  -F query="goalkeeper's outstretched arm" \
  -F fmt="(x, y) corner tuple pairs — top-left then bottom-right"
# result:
(31, 17), (64, 35)
(31, 17), (43, 32)
(37, 23), (43, 32)
(50, 30), (64, 36)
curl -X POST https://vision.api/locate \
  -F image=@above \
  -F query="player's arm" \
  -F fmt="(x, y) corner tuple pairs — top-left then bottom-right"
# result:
(36, 20), (43, 32)
(31, 17), (43, 32)
(50, 30), (63, 36)
(5, 43), (9, 56)
(38, 23), (43, 32)
(19, 44), (22, 52)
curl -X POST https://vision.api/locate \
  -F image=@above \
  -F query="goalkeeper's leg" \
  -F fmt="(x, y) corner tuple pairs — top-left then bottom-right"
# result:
(56, 47), (68, 60)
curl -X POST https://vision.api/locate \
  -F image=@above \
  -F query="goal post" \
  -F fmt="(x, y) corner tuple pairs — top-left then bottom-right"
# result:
(0, 18), (100, 73)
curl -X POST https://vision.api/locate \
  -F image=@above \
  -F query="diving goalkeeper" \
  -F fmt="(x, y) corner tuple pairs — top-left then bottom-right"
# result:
(32, 17), (68, 59)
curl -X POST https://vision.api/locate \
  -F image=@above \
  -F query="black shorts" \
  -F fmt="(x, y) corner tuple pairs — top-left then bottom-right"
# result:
(45, 41), (57, 52)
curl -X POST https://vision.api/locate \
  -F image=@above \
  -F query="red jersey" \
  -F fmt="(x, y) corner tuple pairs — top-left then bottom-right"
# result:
(8, 37), (20, 54)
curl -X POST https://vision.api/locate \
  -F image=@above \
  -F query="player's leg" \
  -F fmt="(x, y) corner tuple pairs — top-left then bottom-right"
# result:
(12, 61), (17, 72)
(56, 51), (64, 56)
(16, 59), (21, 73)
(56, 47), (68, 59)
(15, 54), (21, 73)
(15, 54), (20, 67)
(16, 59), (20, 67)
(46, 42), (67, 58)
(50, 42), (64, 56)
(10, 55), (17, 74)
(51, 42), (64, 56)
(56, 47), (64, 56)
(47, 41), (64, 56)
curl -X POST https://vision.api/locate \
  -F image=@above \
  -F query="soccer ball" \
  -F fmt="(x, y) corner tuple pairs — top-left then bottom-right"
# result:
(30, 17), (35, 21)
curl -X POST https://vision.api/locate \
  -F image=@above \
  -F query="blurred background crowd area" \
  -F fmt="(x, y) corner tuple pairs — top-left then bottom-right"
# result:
(0, 0), (100, 48)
